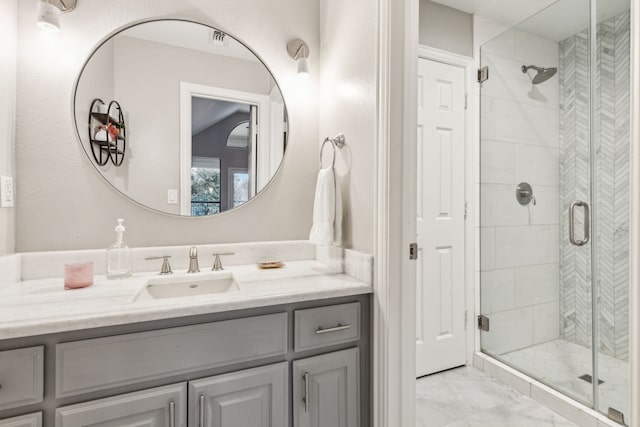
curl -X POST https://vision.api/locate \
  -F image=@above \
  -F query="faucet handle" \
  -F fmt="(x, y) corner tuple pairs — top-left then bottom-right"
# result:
(211, 253), (235, 271)
(145, 255), (172, 275)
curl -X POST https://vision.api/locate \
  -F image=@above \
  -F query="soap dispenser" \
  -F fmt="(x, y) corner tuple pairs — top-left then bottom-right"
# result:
(107, 218), (133, 279)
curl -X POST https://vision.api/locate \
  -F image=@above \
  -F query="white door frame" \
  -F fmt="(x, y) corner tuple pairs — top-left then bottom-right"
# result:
(179, 82), (270, 215)
(416, 45), (476, 370)
(372, 0), (417, 424)
(630, 1), (640, 426)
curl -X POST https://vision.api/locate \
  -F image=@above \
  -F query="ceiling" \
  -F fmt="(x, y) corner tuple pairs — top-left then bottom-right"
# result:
(122, 20), (260, 63)
(432, 0), (630, 41)
(191, 98), (250, 136)
(430, 0), (558, 26)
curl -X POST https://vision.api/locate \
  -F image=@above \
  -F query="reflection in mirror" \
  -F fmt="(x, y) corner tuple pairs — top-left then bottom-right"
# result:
(74, 20), (288, 217)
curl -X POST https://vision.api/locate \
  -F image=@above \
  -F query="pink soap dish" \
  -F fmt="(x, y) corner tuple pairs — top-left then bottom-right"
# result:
(64, 262), (94, 290)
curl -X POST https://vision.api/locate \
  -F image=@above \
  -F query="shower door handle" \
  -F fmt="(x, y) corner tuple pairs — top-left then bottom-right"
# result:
(569, 200), (590, 246)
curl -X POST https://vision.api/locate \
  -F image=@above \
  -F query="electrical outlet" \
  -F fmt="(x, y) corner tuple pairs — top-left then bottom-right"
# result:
(0, 176), (14, 208)
(167, 189), (178, 204)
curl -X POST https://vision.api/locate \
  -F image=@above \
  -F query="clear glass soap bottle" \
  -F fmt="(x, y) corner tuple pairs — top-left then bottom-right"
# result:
(107, 218), (132, 279)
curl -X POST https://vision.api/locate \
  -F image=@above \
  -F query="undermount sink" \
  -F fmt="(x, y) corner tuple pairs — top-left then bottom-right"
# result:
(134, 271), (240, 301)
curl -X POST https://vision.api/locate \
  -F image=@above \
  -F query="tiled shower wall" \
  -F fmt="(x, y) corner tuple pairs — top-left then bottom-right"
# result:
(480, 28), (561, 355)
(559, 10), (630, 361)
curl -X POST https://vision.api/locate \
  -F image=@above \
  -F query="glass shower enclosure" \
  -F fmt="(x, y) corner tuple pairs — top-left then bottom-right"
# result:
(479, 0), (630, 422)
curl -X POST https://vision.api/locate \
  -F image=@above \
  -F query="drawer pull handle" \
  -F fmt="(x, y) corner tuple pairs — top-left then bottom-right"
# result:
(199, 394), (205, 427)
(303, 372), (310, 413)
(168, 400), (175, 427)
(315, 323), (351, 334)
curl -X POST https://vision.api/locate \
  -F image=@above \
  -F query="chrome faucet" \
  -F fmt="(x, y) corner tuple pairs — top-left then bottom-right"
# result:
(187, 246), (200, 273)
(145, 255), (172, 275)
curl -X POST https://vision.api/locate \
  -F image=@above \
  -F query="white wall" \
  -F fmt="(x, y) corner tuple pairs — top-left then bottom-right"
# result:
(0, 0), (17, 255)
(419, 0), (473, 57)
(319, 0), (377, 253)
(477, 26), (561, 354)
(15, 0), (319, 251)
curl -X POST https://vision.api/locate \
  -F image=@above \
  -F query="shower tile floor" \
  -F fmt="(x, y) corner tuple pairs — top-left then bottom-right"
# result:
(416, 366), (577, 426)
(500, 339), (629, 418)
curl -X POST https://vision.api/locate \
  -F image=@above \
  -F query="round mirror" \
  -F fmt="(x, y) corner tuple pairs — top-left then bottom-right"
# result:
(74, 20), (288, 216)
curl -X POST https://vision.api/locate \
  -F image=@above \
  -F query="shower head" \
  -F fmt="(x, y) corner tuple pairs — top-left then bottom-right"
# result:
(521, 65), (557, 84)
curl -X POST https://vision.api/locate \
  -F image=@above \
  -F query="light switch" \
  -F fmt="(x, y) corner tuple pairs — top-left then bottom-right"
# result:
(167, 189), (178, 204)
(0, 176), (14, 208)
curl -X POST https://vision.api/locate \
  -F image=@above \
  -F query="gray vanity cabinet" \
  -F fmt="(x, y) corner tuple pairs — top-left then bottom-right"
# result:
(0, 347), (44, 411)
(0, 295), (370, 427)
(188, 362), (287, 427)
(55, 383), (186, 427)
(0, 413), (42, 427)
(292, 348), (359, 427)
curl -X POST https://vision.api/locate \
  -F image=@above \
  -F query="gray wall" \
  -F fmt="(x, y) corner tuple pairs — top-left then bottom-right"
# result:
(0, 0), (17, 255)
(319, 0), (377, 252)
(192, 112), (251, 212)
(419, 0), (473, 57)
(15, 0), (320, 251)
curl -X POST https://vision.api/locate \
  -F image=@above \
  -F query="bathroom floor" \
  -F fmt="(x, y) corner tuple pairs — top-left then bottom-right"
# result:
(500, 339), (629, 417)
(416, 366), (577, 427)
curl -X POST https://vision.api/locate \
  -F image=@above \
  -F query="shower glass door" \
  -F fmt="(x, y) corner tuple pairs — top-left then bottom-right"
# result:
(479, 0), (630, 420)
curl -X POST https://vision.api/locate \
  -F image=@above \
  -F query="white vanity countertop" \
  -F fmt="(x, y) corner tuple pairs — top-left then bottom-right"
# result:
(0, 260), (372, 339)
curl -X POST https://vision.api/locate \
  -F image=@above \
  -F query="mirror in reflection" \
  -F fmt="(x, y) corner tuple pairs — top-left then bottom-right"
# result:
(74, 20), (288, 217)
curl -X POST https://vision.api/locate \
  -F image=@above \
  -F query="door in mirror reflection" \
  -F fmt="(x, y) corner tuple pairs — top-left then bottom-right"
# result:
(187, 96), (257, 216)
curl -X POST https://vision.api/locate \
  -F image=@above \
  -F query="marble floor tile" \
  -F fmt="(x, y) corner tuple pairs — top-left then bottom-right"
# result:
(499, 339), (629, 417)
(444, 396), (578, 427)
(416, 366), (577, 427)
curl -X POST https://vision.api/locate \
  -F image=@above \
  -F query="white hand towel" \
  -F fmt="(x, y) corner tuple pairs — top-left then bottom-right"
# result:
(309, 167), (342, 246)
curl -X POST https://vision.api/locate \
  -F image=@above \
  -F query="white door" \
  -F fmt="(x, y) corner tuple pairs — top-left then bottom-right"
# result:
(415, 58), (466, 377)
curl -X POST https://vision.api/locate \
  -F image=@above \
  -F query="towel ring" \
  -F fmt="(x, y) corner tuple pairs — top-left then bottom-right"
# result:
(320, 133), (346, 168)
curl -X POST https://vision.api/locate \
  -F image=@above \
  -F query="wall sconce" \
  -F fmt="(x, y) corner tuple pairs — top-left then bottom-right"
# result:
(287, 39), (310, 76)
(37, 0), (77, 32)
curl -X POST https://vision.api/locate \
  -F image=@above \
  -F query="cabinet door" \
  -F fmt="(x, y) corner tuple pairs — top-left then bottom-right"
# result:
(56, 383), (186, 427)
(188, 363), (287, 427)
(292, 348), (359, 427)
(0, 412), (41, 427)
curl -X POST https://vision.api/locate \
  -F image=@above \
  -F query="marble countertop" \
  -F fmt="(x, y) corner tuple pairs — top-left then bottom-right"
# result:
(0, 260), (372, 340)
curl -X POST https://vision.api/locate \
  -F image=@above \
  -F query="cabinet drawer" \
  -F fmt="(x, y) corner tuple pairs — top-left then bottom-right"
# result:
(294, 303), (360, 352)
(0, 347), (44, 411)
(0, 412), (42, 427)
(56, 313), (287, 398)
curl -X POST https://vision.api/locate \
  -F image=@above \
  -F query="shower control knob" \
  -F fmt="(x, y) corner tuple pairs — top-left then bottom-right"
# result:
(516, 182), (536, 206)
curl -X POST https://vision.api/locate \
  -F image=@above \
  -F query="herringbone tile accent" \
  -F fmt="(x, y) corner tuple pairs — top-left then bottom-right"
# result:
(559, 11), (630, 362)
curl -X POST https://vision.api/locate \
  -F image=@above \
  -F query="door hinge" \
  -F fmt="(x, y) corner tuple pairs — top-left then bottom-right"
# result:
(464, 201), (468, 220)
(464, 93), (468, 110)
(477, 66), (489, 83)
(464, 310), (468, 330)
(409, 243), (418, 260)
(608, 408), (625, 425)
(477, 315), (490, 331)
